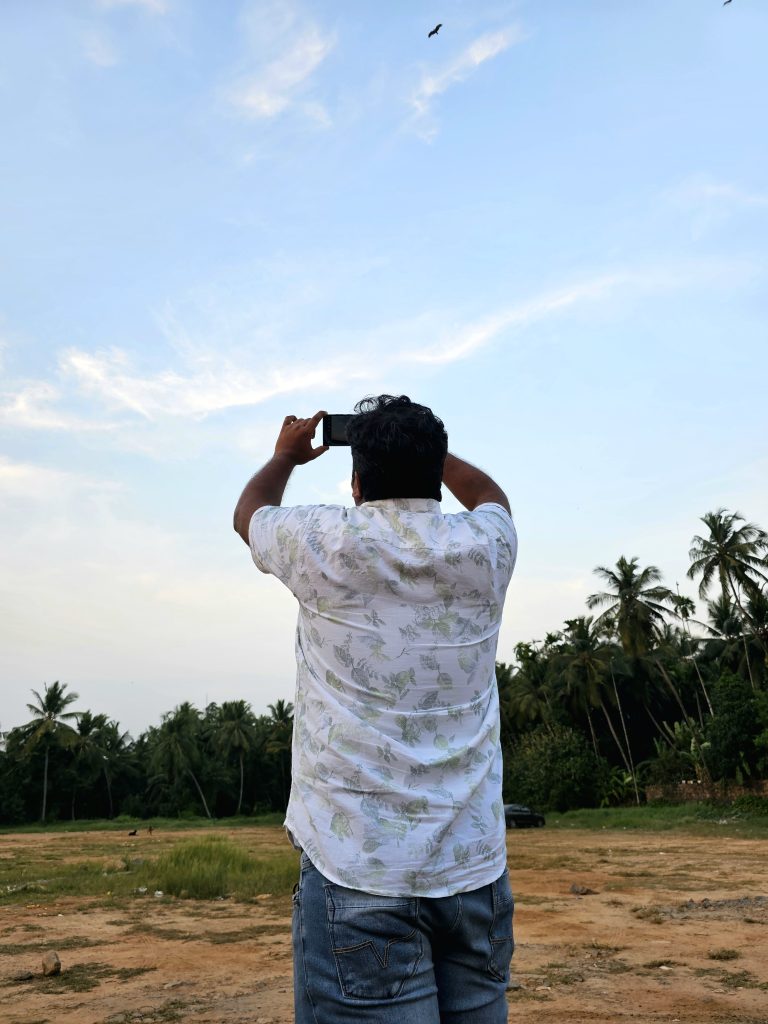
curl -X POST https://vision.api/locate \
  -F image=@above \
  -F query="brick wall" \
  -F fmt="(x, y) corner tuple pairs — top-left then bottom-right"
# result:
(646, 779), (768, 803)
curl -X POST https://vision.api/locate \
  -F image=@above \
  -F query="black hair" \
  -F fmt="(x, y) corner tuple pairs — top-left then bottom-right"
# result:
(346, 394), (448, 502)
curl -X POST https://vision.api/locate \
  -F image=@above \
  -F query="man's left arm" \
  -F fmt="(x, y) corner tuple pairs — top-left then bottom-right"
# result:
(233, 410), (328, 545)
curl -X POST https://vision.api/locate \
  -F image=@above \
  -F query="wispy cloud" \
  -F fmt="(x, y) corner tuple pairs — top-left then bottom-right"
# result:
(409, 26), (524, 140)
(0, 456), (120, 501)
(83, 28), (119, 67)
(0, 381), (115, 432)
(97, 0), (168, 13)
(0, 258), (753, 440)
(670, 176), (768, 210)
(666, 175), (768, 238)
(59, 348), (364, 419)
(226, 3), (335, 123)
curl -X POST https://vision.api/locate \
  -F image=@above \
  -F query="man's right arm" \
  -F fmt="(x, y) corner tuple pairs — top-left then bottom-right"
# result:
(442, 453), (511, 514)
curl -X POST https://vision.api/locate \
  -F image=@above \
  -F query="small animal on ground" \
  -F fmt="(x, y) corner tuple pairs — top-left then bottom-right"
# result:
(428, 23), (442, 38)
(128, 829), (138, 836)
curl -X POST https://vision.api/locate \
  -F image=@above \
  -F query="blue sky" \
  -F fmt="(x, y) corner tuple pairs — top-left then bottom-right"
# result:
(1, 0), (766, 737)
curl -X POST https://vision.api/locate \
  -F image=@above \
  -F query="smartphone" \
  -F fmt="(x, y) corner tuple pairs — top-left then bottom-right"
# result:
(322, 413), (354, 446)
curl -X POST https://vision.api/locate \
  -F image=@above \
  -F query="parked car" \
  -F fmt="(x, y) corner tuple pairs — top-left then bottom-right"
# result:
(504, 803), (545, 828)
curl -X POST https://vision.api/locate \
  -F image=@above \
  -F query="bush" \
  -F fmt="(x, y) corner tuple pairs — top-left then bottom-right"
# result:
(503, 725), (611, 812)
(731, 794), (768, 816)
(145, 836), (299, 899)
(706, 673), (768, 782)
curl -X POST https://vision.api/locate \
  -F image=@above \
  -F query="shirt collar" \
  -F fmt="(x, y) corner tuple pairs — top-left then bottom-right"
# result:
(362, 498), (441, 513)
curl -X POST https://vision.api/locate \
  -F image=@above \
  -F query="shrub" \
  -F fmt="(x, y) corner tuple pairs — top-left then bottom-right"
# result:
(145, 836), (298, 899)
(503, 725), (611, 812)
(732, 794), (768, 816)
(706, 673), (768, 782)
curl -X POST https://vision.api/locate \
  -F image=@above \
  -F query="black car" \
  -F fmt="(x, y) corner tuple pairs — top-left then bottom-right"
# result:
(504, 803), (545, 828)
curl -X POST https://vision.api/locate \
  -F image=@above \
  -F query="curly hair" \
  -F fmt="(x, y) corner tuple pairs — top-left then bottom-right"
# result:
(346, 395), (448, 502)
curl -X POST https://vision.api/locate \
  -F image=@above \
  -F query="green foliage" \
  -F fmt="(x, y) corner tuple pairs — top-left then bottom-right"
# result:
(705, 672), (768, 781)
(504, 725), (611, 812)
(731, 794), (768, 816)
(145, 836), (298, 899)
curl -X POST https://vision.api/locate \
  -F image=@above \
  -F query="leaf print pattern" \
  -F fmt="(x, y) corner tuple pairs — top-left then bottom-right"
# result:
(247, 498), (516, 897)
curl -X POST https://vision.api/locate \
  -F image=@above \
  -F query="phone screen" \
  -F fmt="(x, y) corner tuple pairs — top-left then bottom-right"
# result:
(322, 414), (354, 446)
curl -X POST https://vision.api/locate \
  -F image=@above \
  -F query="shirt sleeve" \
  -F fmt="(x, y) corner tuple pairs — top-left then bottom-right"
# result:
(471, 503), (518, 583)
(248, 505), (310, 591)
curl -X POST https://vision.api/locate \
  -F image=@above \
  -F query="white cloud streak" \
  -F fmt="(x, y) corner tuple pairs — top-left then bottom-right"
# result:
(82, 29), (119, 68)
(670, 176), (768, 210)
(226, 4), (335, 123)
(59, 348), (365, 420)
(0, 381), (115, 432)
(409, 27), (524, 139)
(97, 0), (168, 13)
(0, 456), (120, 501)
(0, 259), (752, 438)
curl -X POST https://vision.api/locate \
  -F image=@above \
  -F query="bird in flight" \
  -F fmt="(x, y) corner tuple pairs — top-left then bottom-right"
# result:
(428, 23), (442, 38)
(723, 0), (732, 5)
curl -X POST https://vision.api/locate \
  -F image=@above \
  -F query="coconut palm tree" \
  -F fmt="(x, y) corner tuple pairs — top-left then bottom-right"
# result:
(266, 700), (294, 810)
(23, 681), (80, 823)
(550, 618), (639, 802)
(213, 700), (258, 815)
(68, 711), (108, 819)
(506, 642), (555, 733)
(149, 703), (212, 819)
(587, 557), (675, 660)
(687, 508), (768, 659)
(99, 720), (134, 819)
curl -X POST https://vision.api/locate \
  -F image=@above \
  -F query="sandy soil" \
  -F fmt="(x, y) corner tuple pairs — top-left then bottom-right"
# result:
(1, 826), (767, 1024)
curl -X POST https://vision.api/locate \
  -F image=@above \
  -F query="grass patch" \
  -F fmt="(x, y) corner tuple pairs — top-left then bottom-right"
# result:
(693, 966), (768, 990)
(631, 905), (666, 924)
(142, 835), (298, 900)
(3, 962), (156, 993)
(104, 1001), (192, 1024)
(546, 804), (768, 836)
(1, 829), (297, 905)
(0, 814), (285, 836)
(0, 936), (102, 955)
(708, 948), (741, 961)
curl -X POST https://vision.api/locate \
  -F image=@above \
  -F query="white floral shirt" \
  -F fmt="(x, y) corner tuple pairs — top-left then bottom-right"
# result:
(249, 498), (517, 897)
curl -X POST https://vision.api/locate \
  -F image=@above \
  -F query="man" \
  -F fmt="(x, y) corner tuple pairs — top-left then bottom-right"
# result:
(234, 395), (517, 1023)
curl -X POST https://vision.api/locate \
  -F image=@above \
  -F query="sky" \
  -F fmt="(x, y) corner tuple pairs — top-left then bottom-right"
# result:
(1, 0), (766, 738)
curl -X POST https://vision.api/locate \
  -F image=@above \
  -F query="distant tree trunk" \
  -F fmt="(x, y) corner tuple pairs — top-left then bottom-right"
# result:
(237, 754), (244, 816)
(585, 706), (600, 761)
(610, 666), (640, 805)
(188, 769), (212, 819)
(104, 766), (114, 819)
(41, 747), (49, 823)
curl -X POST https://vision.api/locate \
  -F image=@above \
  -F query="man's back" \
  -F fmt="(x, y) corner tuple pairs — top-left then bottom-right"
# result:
(250, 496), (517, 896)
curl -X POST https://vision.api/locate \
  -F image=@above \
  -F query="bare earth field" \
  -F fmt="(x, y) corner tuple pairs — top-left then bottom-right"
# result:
(1, 825), (767, 1024)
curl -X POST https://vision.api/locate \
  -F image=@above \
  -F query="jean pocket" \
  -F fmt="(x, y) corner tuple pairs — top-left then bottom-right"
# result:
(487, 872), (515, 982)
(324, 883), (423, 999)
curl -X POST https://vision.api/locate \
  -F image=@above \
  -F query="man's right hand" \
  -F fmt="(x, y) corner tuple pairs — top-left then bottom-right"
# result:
(274, 411), (329, 466)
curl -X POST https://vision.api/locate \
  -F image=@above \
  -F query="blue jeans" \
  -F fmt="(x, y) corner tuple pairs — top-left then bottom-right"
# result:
(292, 853), (514, 1023)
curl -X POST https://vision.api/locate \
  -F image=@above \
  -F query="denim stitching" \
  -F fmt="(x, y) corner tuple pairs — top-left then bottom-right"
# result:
(294, 876), (322, 1024)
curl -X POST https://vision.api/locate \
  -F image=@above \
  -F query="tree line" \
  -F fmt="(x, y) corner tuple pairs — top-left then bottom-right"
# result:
(1, 507), (767, 824)
(0, 694), (294, 825)
(497, 508), (768, 810)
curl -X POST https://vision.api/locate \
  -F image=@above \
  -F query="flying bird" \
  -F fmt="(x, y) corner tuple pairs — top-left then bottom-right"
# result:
(428, 23), (442, 38)
(723, 0), (732, 5)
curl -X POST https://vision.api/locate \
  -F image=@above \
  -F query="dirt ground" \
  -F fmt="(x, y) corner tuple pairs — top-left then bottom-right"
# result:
(1, 826), (767, 1024)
